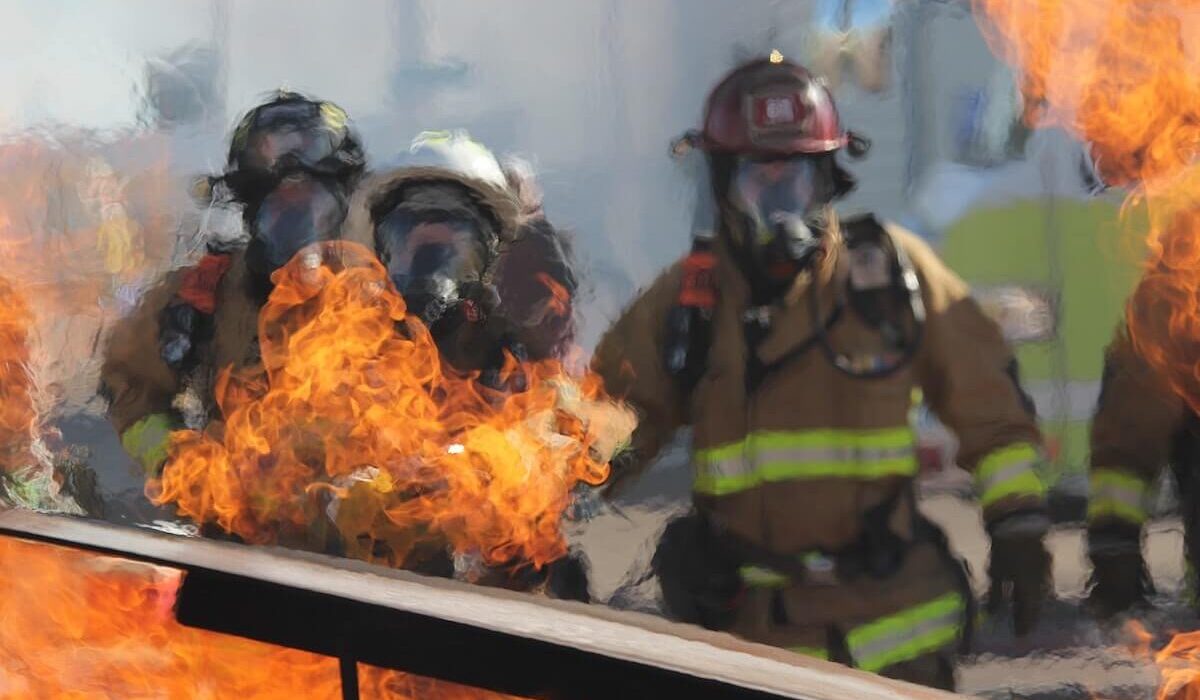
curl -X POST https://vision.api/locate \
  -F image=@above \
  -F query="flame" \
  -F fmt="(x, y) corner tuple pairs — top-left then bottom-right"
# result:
(1105, 621), (1200, 700)
(1155, 630), (1200, 700)
(0, 536), (523, 698)
(149, 241), (633, 573)
(970, 1), (1200, 411)
(536, 272), (572, 318)
(971, 4), (1200, 694)
(0, 275), (36, 474)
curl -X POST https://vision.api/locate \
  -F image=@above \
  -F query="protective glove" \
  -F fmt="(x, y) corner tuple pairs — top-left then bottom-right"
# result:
(986, 510), (1052, 636)
(652, 512), (744, 631)
(120, 413), (176, 477)
(1085, 521), (1153, 619)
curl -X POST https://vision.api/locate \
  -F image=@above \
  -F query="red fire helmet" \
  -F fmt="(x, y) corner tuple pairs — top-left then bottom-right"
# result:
(696, 55), (849, 158)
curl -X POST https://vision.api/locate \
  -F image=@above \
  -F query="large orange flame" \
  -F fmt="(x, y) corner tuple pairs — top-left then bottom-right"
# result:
(148, 241), (632, 573)
(1108, 621), (1200, 700)
(0, 536), (522, 698)
(1154, 629), (1200, 700)
(972, 0), (1200, 413)
(0, 275), (36, 475)
(973, 3), (1200, 696)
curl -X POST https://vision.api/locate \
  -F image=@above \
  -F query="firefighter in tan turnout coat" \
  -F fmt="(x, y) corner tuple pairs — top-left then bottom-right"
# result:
(592, 56), (1052, 690)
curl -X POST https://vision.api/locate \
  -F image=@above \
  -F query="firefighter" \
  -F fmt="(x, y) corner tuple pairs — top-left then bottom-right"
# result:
(590, 55), (1051, 690)
(343, 130), (577, 376)
(494, 155), (581, 362)
(1085, 301), (1186, 617)
(337, 130), (589, 596)
(101, 90), (366, 477)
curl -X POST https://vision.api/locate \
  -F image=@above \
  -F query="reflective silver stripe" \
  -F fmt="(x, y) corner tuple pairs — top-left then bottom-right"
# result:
(850, 609), (960, 667)
(1091, 482), (1143, 509)
(701, 454), (752, 479)
(694, 429), (917, 495)
(1088, 471), (1148, 524)
(976, 459), (1036, 498)
(846, 592), (965, 672)
(756, 444), (915, 464)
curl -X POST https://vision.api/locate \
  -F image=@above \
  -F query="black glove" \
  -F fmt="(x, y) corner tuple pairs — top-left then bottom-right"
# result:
(986, 511), (1052, 636)
(652, 513), (744, 631)
(544, 549), (592, 602)
(1085, 521), (1153, 619)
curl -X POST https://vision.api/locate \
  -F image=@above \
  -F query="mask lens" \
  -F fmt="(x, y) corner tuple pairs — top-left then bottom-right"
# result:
(730, 157), (820, 237)
(377, 216), (483, 285)
(250, 176), (345, 271)
(376, 211), (487, 323)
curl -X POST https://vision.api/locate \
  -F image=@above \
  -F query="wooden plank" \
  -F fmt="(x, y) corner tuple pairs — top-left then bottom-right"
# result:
(0, 509), (961, 700)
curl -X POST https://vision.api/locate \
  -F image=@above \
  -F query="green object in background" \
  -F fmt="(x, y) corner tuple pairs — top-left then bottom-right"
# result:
(940, 197), (1145, 484)
(121, 412), (175, 477)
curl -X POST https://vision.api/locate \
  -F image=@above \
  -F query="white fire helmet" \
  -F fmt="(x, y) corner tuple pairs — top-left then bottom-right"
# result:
(388, 129), (508, 190)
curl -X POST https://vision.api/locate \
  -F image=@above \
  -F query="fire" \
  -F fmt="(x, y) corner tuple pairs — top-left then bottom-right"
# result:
(148, 241), (633, 574)
(1109, 621), (1200, 700)
(536, 272), (572, 318)
(0, 535), (522, 698)
(0, 271), (85, 514)
(971, 0), (1200, 413)
(972, 3), (1200, 696)
(1155, 629), (1200, 700)
(0, 274), (36, 475)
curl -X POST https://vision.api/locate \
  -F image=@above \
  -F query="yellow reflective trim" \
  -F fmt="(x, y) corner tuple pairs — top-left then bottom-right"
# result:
(1091, 468), (1148, 495)
(790, 646), (829, 661)
(697, 439), (748, 464)
(846, 592), (964, 673)
(695, 427), (913, 462)
(1087, 467), (1149, 525)
(695, 456), (917, 496)
(976, 443), (1045, 508)
(1087, 499), (1147, 525)
(739, 565), (790, 589)
(980, 471), (1046, 508)
(694, 427), (916, 496)
(694, 471), (756, 496)
(977, 443), (1039, 481)
(751, 428), (913, 451)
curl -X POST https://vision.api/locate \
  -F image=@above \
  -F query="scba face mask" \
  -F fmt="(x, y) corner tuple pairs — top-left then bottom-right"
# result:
(728, 156), (831, 283)
(245, 174), (348, 280)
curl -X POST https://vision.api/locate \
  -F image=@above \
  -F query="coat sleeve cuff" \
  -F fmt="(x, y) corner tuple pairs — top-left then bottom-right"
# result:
(975, 442), (1046, 516)
(1087, 467), (1150, 526)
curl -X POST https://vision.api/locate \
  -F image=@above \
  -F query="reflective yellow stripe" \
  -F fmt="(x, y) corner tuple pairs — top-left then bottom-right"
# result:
(1087, 468), (1148, 525)
(739, 565), (790, 589)
(976, 443), (1044, 508)
(694, 427), (916, 496)
(790, 646), (829, 661)
(846, 592), (965, 673)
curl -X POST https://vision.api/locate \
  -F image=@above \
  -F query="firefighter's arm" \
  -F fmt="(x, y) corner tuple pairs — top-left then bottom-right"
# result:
(900, 230), (1050, 634)
(898, 231), (1045, 522)
(590, 265), (687, 498)
(1089, 325), (1184, 529)
(1084, 324), (1181, 616)
(99, 276), (183, 476)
